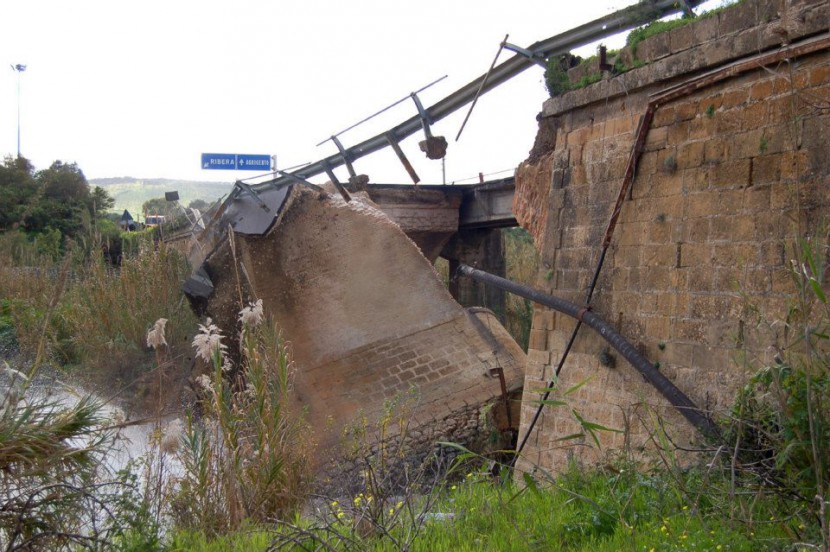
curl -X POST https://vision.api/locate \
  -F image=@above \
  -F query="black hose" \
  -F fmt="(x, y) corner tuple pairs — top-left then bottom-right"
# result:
(457, 264), (721, 440)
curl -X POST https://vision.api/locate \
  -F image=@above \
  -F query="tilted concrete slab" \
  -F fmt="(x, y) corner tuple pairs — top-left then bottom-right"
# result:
(184, 184), (525, 461)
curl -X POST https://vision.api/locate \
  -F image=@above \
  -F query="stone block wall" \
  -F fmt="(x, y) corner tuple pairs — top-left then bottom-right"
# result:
(514, 0), (830, 474)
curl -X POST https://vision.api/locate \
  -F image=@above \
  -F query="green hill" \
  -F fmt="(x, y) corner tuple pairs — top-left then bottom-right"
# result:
(90, 177), (233, 217)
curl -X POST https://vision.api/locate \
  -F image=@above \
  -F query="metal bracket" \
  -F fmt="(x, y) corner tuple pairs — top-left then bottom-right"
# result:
(410, 92), (434, 139)
(330, 135), (357, 179)
(503, 42), (547, 68)
(320, 159), (340, 187)
(488, 365), (513, 428)
(598, 45), (614, 72)
(412, 91), (448, 160)
(232, 180), (270, 212)
(385, 132), (420, 185)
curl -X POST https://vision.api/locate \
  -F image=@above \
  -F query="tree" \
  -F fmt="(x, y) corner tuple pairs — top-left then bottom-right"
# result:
(0, 156), (38, 230)
(0, 158), (117, 257)
(90, 185), (115, 214)
(21, 161), (94, 238)
(187, 198), (210, 211)
(142, 197), (179, 221)
(37, 161), (90, 203)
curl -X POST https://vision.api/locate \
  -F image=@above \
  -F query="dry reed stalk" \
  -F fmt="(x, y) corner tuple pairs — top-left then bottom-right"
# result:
(28, 252), (72, 380)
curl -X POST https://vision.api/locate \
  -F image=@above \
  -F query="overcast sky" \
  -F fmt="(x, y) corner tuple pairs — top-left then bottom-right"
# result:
(2, 1), (717, 185)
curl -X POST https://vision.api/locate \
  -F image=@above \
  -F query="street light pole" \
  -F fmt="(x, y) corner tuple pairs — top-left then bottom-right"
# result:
(10, 64), (26, 158)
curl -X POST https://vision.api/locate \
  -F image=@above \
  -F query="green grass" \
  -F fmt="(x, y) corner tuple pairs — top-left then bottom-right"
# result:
(166, 463), (795, 551)
(399, 469), (785, 552)
(169, 529), (274, 551)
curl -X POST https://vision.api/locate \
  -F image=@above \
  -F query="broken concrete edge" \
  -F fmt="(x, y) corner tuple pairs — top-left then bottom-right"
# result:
(543, 0), (828, 117)
(183, 182), (330, 301)
(182, 184), (296, 296)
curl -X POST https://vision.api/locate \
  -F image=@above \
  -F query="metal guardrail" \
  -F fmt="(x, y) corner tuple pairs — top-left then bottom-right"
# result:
(247, 0), (703, 193)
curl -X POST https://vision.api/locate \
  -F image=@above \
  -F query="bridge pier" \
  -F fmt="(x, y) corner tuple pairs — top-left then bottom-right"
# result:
(442, 228), (506, 323)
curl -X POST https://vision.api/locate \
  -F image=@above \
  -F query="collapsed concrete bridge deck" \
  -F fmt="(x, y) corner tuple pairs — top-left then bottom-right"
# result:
(182, 183), (526, 460)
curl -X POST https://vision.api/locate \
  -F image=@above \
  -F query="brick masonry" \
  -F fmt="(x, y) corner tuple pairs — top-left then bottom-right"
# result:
(514, 0), (830, 474)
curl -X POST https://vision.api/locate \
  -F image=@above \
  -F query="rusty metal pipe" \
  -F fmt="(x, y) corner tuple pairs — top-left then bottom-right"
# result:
(457, 263), (720, 439)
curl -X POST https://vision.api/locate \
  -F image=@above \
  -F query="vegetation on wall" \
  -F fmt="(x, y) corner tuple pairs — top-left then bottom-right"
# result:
(545, 0), (743, 97)
(544, 54), (580, 98)
(625, 17), (692, 58)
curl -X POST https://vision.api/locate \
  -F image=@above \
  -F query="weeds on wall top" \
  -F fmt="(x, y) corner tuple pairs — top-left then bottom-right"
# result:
(545, 0), (744, 98)
(544, 55), (577, 98)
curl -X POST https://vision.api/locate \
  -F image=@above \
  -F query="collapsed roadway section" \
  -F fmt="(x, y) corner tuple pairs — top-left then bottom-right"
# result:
(182, 182), (526, 469)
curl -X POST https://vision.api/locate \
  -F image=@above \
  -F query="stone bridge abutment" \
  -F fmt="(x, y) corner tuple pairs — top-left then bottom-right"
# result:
(512, 0), (829, 473)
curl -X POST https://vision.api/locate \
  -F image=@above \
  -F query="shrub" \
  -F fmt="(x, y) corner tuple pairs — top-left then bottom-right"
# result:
(544, 56), (573, 97)
(57, 241), (197, 388)
(726, 231), (830, 547)
(0, 385), (159, 550)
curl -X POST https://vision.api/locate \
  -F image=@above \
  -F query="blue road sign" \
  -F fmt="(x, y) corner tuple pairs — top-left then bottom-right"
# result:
(201, 153), (272, 171)
(238, 154), (272, 171)
(202, 153), (237, 170)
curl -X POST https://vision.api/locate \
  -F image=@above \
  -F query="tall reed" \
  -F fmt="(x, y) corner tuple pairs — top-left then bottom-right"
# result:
(56, 240), (197, 391)
(171, 306), (312, 535)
